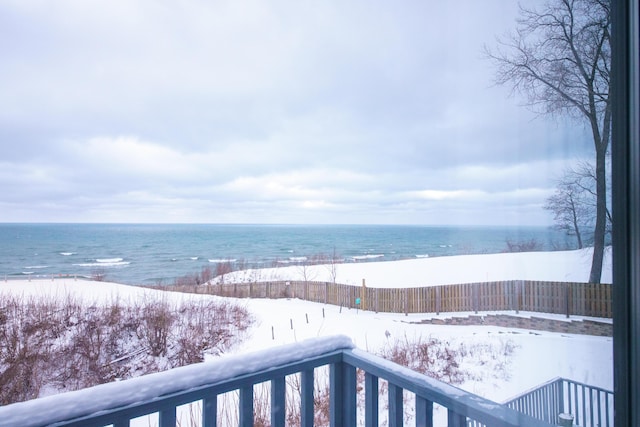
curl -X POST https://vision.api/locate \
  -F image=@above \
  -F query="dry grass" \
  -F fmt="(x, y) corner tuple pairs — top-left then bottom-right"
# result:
(0, 293), (253, 405)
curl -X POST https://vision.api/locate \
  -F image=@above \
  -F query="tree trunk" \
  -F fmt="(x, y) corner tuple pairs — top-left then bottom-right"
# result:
(572, 206), (584, 249)
(589, 146), (607, 283)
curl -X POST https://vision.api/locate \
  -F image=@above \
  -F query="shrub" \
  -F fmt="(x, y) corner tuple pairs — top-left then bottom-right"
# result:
(504, 238), (542, 253)
(0, 293), (254, 405)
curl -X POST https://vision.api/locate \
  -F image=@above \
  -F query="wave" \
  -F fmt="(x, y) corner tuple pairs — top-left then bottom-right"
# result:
(275, 256), (308, 264)
(24, 265), (49, 269)
(208, 259), (237, 263)
(60, 252), (75, 256)
(190, 257), (199, 260)
(415, 254), (430, 258)
(351, 254), (384, 261)
(73, 261), (131, 267)
(22, 271), (34, 275)
(96, 258), (123, 263)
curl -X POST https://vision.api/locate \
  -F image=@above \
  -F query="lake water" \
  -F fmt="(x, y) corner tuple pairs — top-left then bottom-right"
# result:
(0, 223), (572, 285)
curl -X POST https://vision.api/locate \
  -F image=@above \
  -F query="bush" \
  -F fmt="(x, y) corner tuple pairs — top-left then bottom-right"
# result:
(504, 238), (542, 253)
(0, 293), (254, 405)
(377, 334), (517, 385)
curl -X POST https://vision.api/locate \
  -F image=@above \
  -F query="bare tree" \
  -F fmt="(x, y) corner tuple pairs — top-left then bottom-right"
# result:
(325, 247), (340, 284)
(215, 261), (233, 284)
(295, 257), (317, 284)
(486, 0), (611, 282)
(545, 169), (591, 249)
(545, 161), (612, 249)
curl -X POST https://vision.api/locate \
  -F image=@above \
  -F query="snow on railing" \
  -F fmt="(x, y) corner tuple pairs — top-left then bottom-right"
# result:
(0, 335), (552, 427)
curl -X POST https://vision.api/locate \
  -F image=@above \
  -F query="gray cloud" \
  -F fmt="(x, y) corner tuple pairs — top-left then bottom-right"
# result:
(0, 0), (592, 224)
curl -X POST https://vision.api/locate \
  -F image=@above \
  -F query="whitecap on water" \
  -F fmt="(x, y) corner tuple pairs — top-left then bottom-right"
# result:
(96, 258), (123, 263)
(73, 260), (130, 267)
(351, 254), (384, 261)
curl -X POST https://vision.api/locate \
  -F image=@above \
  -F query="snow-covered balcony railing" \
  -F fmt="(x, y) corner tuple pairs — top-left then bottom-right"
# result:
(0, 336), (552, 427)
(504, 377), (614, 427)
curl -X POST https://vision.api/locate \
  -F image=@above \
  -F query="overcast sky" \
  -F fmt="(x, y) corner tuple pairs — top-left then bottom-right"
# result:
(0, 0), (593, 225)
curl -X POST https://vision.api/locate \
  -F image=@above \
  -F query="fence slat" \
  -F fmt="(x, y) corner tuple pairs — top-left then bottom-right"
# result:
(161, 280), (612, 318)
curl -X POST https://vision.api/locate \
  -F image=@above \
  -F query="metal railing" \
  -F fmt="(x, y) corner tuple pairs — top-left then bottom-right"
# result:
(504, 377), (614, 427)
(0, 336), (553, 427)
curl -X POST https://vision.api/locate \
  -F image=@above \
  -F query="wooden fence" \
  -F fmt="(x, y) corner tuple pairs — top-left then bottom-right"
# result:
(162, 280), (612, 318)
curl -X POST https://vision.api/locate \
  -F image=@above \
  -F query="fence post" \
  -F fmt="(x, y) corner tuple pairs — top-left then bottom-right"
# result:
(325, 282), (328, 304)
(473, 283), (479, 314)
(436, 286), (441, 315)
(565, 282), (570, 318)
(362, 279), (367, 311)
(515, 281), (520, 314)
(375, 288), (379, 313)
(405, 288), (409, 316)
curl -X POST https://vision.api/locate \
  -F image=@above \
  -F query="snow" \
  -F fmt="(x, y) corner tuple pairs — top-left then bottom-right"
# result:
(235, 297), (612, 402)
(213, 247), (613, 287)
(0, 336), (354, 427)
(0, 249), (613, 425)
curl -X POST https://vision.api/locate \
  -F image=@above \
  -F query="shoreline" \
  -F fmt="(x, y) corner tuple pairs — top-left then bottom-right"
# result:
(212, 247), (613, 288)
(2, 247), (613, 289)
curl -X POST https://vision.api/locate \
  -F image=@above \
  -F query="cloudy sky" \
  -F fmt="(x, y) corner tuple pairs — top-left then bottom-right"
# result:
(0, 0), (592, 225)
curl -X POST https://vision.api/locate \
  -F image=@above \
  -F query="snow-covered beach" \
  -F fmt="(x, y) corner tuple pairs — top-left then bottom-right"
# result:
(212, 247), (613, 287)
(0, 248), (613, 425)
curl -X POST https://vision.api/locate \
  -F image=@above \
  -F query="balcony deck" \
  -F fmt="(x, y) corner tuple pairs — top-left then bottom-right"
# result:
(0, 335), (554, 427)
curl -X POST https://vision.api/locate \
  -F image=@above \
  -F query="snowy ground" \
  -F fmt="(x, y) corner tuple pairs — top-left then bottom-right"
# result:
(0, 248), (613, 425)
(213, 247), (613, 287)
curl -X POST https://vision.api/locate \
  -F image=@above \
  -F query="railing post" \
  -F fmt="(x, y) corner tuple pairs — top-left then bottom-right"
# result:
(271, 377), (286, 427)
(557, 379), (565, 425)
(415, 396), (434, 427)
(239, 385), (253, 427)
(447, 409), (466, 427)
(301, 369), (314, 427)
(330, 362), (356, 427)
(365, 372), (379, 427)
(389, 383), (404, 427)
(203, 395), (217, 427)
(159, 407), (176, 427)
